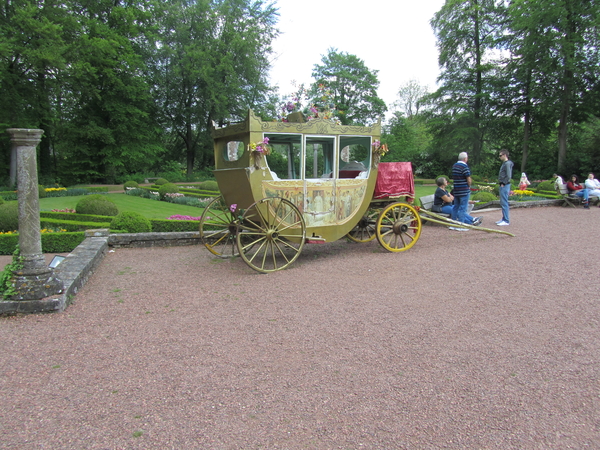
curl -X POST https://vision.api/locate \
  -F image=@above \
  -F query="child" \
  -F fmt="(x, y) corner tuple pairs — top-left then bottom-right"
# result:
(518, 172), (530, 191)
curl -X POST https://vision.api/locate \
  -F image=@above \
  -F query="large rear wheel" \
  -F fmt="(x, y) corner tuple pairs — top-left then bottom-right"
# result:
(376, 202), (421, 252)
(199, 196), (239, 257)
(236, 197), (306, 273)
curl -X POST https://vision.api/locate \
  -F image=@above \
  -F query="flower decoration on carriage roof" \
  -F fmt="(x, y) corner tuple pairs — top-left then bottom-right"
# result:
(372, 140), (389, 156)
(249, 137), (271, 156)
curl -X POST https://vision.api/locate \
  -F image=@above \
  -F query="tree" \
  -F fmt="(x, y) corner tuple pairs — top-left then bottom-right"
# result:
(152, 0), (279, 176)
(506, 0), (600, 174)
(310, 48), (386, 126)
(393, 80), (429, 118)
(430, 0), (506, 166)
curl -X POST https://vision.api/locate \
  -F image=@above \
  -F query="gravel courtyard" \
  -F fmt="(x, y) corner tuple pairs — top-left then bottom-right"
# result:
(1, 206), (599, 449)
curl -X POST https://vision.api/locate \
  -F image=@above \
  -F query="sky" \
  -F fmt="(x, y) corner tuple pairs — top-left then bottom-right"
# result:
(268, 0), (447, 116)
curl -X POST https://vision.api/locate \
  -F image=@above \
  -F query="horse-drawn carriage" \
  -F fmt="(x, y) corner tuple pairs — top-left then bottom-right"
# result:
(198, 109), (423, 273)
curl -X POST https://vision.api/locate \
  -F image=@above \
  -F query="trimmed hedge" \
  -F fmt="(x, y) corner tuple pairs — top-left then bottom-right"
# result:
(40, 211), (114, 223)
(150, 219), (200, 232)
(40, 217), (111, 231)
(0, 232), (86, 255)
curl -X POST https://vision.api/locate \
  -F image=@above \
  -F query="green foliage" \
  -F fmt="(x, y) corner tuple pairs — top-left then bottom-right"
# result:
(310, 48), (387, 125)
(38, 185), (47, 199)
(536, 180), (555, 192)
(0, 196), (3, 206)
(0, 233), (86, 255)
(198, 180), (219, 191)
(0, 202), (19, 232)
(110, 211), (152, 233)
(0, 245), (22, 299)
(471, 191), (497, 202)
(158, 183), (179, 199)
(124, 180), (139, 190)
(0, 191), (17, 201)
(75, 194), (119, 216)
(155, 178), (169, 186)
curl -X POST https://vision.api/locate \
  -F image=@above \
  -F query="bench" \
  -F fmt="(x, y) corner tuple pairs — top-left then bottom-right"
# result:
(555, 183), (599, 207)
(419, 194), (450, 218)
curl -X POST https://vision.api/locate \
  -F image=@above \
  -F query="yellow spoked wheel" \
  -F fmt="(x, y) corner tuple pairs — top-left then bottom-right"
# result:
(236, 197), (306, 273)
(376, 202), (422, 252)
(346, 207), (379, 243)
(199, 196), (239, 258)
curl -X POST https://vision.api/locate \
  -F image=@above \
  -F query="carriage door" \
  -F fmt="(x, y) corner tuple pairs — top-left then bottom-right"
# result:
(303, 135), (336, 227)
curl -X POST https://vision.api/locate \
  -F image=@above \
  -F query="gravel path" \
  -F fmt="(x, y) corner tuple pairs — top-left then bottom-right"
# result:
(1, 206), (599, 449)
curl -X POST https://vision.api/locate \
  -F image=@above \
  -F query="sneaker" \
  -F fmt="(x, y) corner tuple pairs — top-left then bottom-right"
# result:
(449, 227), (469, 231)
(497, 221), (510, 226)
(495, 220), (504, 225)
(473, 217), (483, 226)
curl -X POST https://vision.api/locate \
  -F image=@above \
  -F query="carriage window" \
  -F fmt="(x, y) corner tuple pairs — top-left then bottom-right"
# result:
(223, 141), (244, 161)
(305, 136), (335, 178)
(339, 136), (371, 178)
(264, 133), (302, 180)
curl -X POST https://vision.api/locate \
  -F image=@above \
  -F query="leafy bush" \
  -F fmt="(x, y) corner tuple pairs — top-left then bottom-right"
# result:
(155, 178), (169, 186)
(158, 183), (179, 199)
(0, 202), (19, 232)
(0, 196), (3, 206)
(75, 194), (119, 216)
(38, 185), (47, 199)
(198, 180), (219, 191)
(536, 180), (555, 192)
(124, 180), (139, 190)
(110, 211), (152, 233)
(0, 191), (17, 201)
(471, 191), (497, 202)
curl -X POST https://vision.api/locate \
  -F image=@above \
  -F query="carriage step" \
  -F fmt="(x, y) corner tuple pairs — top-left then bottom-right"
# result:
(306, 236), (327, 244)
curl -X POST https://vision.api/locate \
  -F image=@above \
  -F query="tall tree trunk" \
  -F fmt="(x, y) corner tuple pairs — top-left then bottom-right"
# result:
(557, 0), (576, 174)
(472, 0), (483, 165)
(186, 121), (195, 176)
(521, 70), (532, 173)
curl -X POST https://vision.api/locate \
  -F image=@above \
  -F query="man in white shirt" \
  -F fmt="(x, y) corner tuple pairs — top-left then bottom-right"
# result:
(585, 173), (600, 201)
(584, 173), (600, 199)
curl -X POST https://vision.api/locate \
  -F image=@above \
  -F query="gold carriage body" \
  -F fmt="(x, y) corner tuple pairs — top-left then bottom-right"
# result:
(211, 109), (382, 244)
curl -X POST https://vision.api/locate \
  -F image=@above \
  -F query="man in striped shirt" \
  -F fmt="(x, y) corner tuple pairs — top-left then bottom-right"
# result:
(451, 152), (472, 230)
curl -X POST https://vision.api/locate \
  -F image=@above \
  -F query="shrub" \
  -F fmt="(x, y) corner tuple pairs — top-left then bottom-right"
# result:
(0, 196), (3, 206)
(536, 180), (555, 192)
(471, 191), (497, 202)
(158, 183), (179, 199)
(38, 185), (47, 198)
(124, 180), (139, 190)
(155, 178), (169, 186)
(110, 211), (151, 233)
(75, 194), (119, 216)
(198, 180), (219, 192)
(0, 202), (19, 232)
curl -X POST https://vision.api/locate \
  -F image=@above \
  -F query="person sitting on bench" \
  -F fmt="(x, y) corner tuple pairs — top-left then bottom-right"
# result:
(433, 177), (482, 226)
(567, 174), (589, 209)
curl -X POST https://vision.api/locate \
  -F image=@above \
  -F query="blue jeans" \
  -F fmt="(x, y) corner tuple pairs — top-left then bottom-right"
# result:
(499, 184), (511, 223)
(442, 204), (474, 224)
(574, 189), (589, 201)
(452, 194), (470, 224)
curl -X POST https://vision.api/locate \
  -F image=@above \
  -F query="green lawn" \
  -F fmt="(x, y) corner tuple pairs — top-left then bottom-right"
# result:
(39, 193), (207, 219)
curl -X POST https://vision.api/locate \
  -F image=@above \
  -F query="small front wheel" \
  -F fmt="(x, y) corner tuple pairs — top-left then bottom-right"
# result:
(237, 197), (306, 273)
(346, 207), (379, 243)
(376, 202), (421, 252)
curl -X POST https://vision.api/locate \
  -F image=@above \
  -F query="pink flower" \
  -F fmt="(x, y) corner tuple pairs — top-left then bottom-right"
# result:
(230, 204), (237, 213)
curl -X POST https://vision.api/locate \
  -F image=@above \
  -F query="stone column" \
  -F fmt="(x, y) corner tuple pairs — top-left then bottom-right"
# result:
(6, 128), (63, 301)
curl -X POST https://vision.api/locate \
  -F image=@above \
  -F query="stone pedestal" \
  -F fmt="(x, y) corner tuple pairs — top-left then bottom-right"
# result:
(5, 128), (63, 303)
